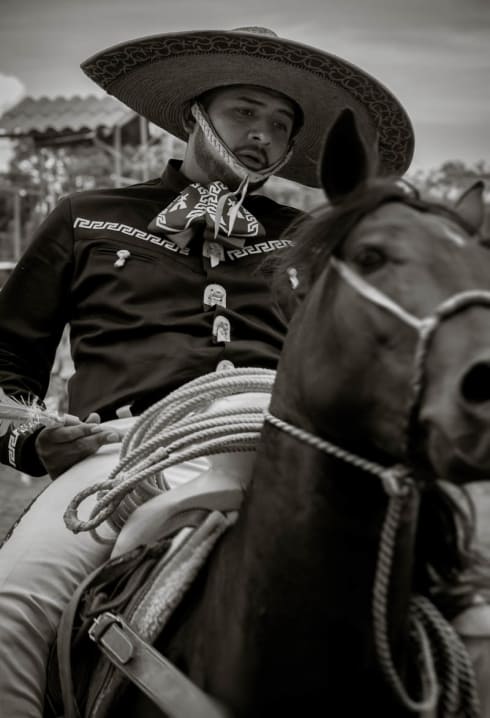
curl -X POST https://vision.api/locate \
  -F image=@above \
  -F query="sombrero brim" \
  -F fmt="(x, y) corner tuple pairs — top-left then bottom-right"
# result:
(81, 29), (415, 187)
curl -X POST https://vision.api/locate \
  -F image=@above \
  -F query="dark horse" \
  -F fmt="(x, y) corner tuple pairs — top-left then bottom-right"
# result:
(49, 110), (490, 717)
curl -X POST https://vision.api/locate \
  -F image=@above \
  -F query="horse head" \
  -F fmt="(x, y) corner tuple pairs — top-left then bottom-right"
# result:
(273, 108), (490, 485)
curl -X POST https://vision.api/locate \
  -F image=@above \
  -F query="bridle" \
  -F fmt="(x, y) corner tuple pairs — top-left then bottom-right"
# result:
(264, 253), (490, 715)
(329, 256), (490, 458)
(266, 253), (490, 490)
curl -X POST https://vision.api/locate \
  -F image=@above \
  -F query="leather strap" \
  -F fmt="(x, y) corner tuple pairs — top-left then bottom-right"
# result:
(89, 611), (229, 718)
(54, 510), (209, 718)
(56, 543), (161, 718)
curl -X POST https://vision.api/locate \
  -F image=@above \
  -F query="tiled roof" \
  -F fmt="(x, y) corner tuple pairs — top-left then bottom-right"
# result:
(0, 95), (136, 137)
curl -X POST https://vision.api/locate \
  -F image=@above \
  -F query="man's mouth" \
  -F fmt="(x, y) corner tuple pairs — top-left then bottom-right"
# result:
(236, 149), (267, 169)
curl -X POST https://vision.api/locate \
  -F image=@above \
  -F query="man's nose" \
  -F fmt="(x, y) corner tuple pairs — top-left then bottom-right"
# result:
(247, 124), (271, 144)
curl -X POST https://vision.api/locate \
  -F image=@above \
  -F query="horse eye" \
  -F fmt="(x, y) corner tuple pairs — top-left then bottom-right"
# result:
(353, 247), (386, 272)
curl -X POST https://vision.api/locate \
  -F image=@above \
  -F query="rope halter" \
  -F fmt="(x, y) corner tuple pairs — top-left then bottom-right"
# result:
(329, 256), (490, 456)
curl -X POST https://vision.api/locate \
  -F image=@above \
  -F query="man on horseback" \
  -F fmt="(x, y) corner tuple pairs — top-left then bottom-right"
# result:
(0, 26), (413, 715)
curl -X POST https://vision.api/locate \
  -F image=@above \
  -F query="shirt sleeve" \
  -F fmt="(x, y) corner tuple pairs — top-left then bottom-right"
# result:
(0, 197), (74, 475)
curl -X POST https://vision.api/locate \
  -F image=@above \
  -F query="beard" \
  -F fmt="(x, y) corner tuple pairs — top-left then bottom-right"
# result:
(193, 128), (267, 191)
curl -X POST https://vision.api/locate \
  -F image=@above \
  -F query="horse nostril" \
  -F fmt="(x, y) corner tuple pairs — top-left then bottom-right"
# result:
(461, 361), (490, 403)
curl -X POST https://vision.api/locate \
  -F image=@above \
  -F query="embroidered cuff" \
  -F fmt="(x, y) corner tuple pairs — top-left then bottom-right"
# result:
(0, 425), (47, 477)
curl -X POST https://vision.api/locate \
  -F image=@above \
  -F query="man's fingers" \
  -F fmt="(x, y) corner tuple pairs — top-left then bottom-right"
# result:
(72, 431), (120, 455)
(43, 423), (103, 445)
(61, 413), (84, 427)
(35, 424), (121, 478)
(45, 435), (111, 479)
(38, 423), (120, 447)
(59, 412), (101, 427)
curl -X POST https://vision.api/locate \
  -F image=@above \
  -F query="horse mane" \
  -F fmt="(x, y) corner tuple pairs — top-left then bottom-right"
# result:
(267, 178), (490, 618)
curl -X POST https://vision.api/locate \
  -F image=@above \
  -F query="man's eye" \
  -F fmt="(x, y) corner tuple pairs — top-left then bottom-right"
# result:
(353, 246), (387, 272)
(273, 121), (288, 132)
(236, 107), (253, 117)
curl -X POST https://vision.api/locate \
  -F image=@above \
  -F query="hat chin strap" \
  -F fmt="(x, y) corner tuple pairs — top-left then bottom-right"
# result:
(190, 102), (294, 186)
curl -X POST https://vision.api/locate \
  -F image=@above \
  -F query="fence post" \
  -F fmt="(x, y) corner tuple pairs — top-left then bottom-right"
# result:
(12, 190), (21, 260)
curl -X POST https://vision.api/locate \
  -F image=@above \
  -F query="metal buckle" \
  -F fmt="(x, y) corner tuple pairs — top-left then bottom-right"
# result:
(89, 612), (135, 664)
(88, 611), (120, 643)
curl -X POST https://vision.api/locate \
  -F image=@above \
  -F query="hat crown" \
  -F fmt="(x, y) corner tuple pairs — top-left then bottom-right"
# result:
(231, 27), (278, 38)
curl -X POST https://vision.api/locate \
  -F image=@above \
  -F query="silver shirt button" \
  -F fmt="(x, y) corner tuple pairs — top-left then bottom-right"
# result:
(212, 315), (231, 343)
(203, 284), (227, 310)
(114, 249), (131, 267)
(216, 359), (235, 372)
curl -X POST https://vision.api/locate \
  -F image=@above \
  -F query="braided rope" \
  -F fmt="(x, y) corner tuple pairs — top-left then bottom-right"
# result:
(63, 368), (275, 536)
(373, 491), (440, 713)
(264, 409), (480, 716)
(411, 596), (481, 717)
(263, 410), (409, 496)
(407, 292), (490, 457)
(263, 410), (439, 709)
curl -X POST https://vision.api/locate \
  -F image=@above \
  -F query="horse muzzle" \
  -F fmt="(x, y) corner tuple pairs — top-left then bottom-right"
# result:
(420, 351), (490, 483)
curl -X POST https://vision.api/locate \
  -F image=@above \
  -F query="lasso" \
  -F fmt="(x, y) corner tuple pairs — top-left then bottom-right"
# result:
(63, 367), (275, 535)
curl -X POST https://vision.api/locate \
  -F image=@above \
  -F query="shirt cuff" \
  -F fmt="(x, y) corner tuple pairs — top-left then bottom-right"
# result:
(0, 425), (47, 477)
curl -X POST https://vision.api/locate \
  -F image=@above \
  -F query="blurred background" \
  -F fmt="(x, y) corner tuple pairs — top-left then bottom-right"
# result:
(0, 0), (489, 540)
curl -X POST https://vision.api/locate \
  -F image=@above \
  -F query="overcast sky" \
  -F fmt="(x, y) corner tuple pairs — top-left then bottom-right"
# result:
(0, 0), (489, 172)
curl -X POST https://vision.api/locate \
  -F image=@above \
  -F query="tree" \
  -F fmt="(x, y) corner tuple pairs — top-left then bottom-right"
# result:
(407, 159), (490, 201)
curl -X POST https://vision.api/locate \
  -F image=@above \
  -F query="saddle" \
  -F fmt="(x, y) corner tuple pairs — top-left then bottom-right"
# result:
(45, 470), (242, 718)
(44, 375), (270, 716)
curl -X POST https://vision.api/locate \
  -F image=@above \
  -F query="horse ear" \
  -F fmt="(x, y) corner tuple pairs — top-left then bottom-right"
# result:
(454, 180), (485, 235)
(320, 108), (374, 204)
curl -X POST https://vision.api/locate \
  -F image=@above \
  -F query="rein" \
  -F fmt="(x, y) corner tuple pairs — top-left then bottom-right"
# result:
(263, 409), (479, 716)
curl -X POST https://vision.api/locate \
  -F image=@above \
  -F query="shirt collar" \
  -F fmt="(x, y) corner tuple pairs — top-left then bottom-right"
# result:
(159, 159), (267, 198)
(160, 159), (194, 194)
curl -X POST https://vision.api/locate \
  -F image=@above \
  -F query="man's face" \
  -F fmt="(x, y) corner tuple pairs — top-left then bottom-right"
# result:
(184, 85), (297, 187)
(204, 85), (296, 171)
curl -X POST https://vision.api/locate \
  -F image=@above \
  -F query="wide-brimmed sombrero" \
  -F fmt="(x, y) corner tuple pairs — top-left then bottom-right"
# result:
(81, 26), (414, 187)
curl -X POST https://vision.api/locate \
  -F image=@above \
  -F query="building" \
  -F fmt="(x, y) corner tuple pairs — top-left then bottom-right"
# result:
(0, 94), (184, 278)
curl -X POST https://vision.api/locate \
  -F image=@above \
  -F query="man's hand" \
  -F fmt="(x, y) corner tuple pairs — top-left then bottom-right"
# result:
(35, 412), (121, 478)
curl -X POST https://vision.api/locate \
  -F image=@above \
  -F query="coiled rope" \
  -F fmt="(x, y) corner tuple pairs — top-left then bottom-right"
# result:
(373, 491), (480, 716)
(412, 596), (481, 717)
(64, 367), (275, 536)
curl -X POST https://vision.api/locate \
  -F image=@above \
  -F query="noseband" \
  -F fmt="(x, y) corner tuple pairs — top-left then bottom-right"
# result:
(265, 254), (490, 487)
(329, 256), (490, 457)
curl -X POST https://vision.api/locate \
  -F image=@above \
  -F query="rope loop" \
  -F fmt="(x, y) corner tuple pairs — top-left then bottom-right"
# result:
(63, 368), (275, 535)
(263, 410), (410, 497)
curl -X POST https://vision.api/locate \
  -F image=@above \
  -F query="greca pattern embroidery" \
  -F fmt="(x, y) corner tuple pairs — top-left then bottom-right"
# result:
(82, 34), (414, 175)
